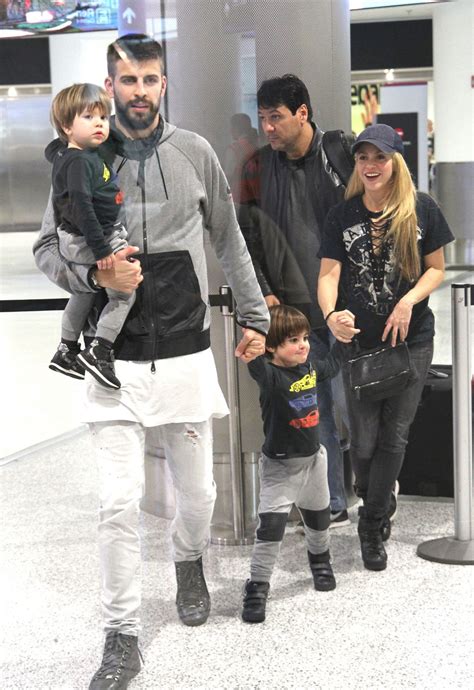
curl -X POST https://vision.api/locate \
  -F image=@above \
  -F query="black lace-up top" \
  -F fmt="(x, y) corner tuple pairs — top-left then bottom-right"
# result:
(366, 208), (391, 294)
(319, 193), (454, 348)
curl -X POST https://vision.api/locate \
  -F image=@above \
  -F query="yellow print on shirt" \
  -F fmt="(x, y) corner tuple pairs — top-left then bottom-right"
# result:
(102, 163), (110, 182)
(289, 370), (316, 393)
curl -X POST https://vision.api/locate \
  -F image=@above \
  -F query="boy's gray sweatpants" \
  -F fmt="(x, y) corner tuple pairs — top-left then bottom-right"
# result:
(58, 224), (135, 344)
(250, 446), (331, 583)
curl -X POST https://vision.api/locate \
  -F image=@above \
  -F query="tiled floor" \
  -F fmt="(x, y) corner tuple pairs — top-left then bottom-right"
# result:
(1, 431), (473, 690)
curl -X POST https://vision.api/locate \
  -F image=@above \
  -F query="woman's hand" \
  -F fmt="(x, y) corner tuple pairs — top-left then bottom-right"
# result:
(382, 298), (414, 346)
(327, 309), (360, 343)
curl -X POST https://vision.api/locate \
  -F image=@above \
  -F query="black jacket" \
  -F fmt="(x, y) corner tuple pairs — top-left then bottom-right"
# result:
(45, 142), (123, 261)
(238, 125), (347, 328)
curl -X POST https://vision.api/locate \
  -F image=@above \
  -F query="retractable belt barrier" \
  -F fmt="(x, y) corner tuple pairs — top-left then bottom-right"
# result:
(417, 284), (474, 565)
(0, 292), (232, 312)
(1, 287), (255, 545)
(5, 285), (473, 555)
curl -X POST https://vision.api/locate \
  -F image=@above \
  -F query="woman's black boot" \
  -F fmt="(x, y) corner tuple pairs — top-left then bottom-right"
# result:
(357, 507), (387, 571)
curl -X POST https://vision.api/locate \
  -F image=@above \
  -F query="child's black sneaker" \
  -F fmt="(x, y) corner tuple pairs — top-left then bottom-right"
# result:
(308, 550), (337, 591)
(77, 339), (121, 389)
(49, 342), (85, 380)
(242, 579), (270, 624)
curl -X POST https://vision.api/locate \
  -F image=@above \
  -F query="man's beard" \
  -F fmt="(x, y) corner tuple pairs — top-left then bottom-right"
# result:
(115, 97), (160, 132)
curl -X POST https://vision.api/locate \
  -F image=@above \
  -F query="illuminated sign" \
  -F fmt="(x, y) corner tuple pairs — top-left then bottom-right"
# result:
(0, 1), (117, 35)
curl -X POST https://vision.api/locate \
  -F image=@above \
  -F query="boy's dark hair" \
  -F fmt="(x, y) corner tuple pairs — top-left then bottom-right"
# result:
(51, 83), (111, 143)
(266, 304), (310, 354)
(257, 74), (313, 121)
(107, 33), (164, 77)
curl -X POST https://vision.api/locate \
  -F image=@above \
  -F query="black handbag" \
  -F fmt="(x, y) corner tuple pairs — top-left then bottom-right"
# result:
(348, 340), (414, 402)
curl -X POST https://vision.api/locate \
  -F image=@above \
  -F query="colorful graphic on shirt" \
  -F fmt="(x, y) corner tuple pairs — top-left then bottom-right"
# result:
(289, 370), (316, 393)
(289, 392), (317, 412)
(102, 163), (110, 182)
(289, 410), (319, 429)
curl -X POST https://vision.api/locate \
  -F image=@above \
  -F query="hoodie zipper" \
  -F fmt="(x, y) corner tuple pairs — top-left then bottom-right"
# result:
(133, 138), (169, 373)
(137, 158), (156, 373)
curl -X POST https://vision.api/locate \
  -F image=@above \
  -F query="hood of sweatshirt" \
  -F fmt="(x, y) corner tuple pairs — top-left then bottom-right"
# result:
(44, 115), (176, 165)
(45, 137), (67, 163)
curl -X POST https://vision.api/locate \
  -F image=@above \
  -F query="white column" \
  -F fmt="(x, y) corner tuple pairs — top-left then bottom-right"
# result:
(432, 0), (474, 264)
(254, 0), (351, 133)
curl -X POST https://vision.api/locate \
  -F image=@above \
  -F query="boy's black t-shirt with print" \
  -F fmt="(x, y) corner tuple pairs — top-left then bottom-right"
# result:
(248, 346), (342, 460)
(320, 192), (454, 349)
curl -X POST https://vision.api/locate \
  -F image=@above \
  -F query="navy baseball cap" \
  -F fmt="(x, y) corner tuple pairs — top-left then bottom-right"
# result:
(352, 124), (404, 155)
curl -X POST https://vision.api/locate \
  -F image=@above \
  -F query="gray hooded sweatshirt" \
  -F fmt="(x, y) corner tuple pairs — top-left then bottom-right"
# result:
(34, 117), (269, 361)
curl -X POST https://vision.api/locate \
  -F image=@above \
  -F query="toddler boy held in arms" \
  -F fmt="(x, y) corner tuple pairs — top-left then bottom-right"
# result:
(47, 82), (134, 390)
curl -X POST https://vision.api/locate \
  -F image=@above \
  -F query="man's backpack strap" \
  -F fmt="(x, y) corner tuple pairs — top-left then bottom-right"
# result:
(322, 129), (355, 187)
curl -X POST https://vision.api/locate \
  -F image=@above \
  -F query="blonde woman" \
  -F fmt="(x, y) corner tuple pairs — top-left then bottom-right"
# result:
(318, 124), (454, 571)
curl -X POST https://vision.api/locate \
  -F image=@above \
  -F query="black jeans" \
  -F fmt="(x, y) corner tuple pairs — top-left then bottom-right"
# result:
(342, 340), (433, 518)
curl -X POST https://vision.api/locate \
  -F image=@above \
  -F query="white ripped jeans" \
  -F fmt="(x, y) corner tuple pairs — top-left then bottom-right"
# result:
(89, 419), (216, 635)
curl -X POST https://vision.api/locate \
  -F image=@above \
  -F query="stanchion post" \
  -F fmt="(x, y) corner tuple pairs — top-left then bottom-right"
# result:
(452, 284), (474, 541)
(213, 285), (253, 545)
(417, 283), (474, 564)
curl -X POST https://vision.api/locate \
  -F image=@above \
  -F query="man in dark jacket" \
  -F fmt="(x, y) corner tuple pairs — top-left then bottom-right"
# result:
(238, 74), (351, 529)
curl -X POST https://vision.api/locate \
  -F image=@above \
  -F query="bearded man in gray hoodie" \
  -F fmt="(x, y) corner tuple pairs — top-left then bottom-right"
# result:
(34, 34), (269, 690)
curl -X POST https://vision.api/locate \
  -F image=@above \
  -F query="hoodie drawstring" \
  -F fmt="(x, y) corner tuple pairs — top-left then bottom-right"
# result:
(154, 148), (169, 200)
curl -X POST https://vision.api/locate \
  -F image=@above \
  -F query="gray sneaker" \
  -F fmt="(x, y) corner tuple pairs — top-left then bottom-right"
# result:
(89, 632), (142, 690)
(175, 556), (211, 626)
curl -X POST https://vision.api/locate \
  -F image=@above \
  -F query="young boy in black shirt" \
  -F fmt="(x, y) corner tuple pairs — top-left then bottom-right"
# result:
(242, 304), (344, 623)
(47, 83), (134, 389)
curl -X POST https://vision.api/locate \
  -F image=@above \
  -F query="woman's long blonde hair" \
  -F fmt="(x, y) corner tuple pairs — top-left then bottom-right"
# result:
(345, 152), (420, 283)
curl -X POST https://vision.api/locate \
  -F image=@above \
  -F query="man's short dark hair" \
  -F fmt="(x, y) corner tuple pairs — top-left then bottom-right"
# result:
(107, 33), (164, 77)
(257, 74), (313, 121)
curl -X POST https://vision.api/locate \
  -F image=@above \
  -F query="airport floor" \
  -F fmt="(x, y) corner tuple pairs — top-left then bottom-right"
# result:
(1, 430), (473, 690)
